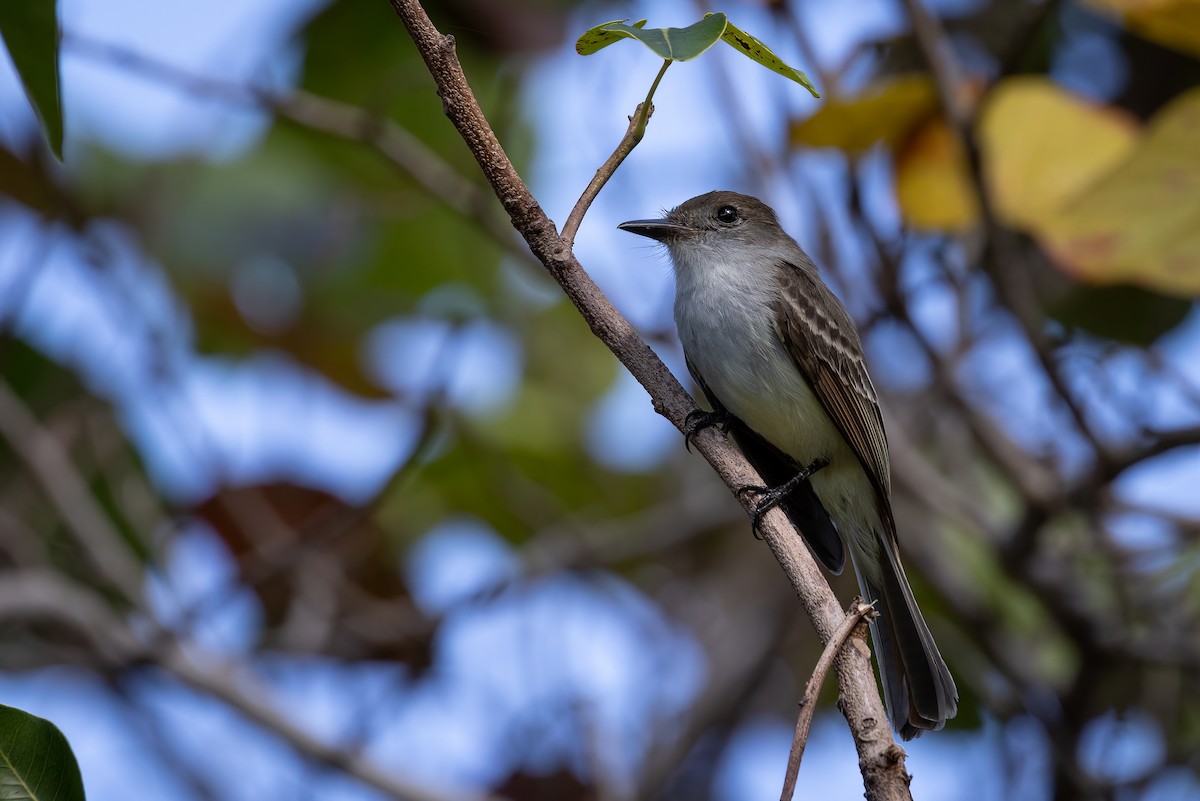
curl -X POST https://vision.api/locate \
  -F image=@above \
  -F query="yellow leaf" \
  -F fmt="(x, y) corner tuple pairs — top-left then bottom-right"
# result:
(789, 74), (938, 152)
(980, 77), (1139, 232)
(1084, 0), (1200, 57)
(894, 117), (978, 230)
(894, 77), (1139, 233)
(1038, 86), (1200, 296)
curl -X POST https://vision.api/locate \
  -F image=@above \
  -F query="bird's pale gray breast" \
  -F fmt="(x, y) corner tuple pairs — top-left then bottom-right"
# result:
(672, 257), (847, 468)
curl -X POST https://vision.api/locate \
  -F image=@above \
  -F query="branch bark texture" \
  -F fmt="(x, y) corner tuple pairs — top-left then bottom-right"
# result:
(385, 2), (912, 798)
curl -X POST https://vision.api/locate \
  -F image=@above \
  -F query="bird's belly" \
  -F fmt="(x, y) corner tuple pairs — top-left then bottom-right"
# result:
(681, 314), (847, 469)
(681, 313), (880, 556)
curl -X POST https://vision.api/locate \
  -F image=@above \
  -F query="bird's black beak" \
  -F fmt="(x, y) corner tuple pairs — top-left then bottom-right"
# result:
(617, 218), (690, 242)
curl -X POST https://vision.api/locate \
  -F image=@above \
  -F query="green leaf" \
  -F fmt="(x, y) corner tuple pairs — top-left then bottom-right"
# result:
(1047, 284), (1192, 346)
(716, 16), (820, 97)
(575, 14), (725, 62)
(0, 705), (86, 801)
(575, 13), (818, 97)
(0, 0), (64, 159)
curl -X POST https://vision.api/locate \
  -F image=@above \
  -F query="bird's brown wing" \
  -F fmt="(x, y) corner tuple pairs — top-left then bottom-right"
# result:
(774, 263), (958, 738)
(686, 356), (845, 573)
(772, 261), (895, 534)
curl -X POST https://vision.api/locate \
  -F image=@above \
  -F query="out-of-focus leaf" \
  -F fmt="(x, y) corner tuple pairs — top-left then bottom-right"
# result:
(1047, 284), (1192, 344)
(0, 0), (63, 158)
(790, 75), (937, 151)
(893, 78), (1141, 235)
(981, 78), (1139, 233)
(0, 705), (86, 801)
(575, 15), (722, 61)
(717, 16), (819, 96)
(894, 117), (978, 230)
(1085, 0), (1200, 57)
(1038, 86), (1200, 295)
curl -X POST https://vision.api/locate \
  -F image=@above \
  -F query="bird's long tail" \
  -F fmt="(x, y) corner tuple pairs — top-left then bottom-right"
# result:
(852, 536), (958, 740)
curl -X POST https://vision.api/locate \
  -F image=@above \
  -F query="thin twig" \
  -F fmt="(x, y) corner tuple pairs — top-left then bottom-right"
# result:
(560, 59), (670, 248)
(780, 598), (874, 801)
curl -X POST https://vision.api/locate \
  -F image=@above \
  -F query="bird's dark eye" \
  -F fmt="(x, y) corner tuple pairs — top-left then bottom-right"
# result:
(716, 205), (739, 224)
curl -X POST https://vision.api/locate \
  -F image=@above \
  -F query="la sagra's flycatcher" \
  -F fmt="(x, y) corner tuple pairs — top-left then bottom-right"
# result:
(620, 190), (957, 739)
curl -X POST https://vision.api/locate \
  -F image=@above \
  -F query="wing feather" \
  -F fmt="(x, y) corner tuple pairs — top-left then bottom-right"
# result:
(771, 262), (895, 534)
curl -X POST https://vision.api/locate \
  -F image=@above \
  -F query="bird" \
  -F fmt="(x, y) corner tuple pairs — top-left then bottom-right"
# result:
(619, 190), (957, 739)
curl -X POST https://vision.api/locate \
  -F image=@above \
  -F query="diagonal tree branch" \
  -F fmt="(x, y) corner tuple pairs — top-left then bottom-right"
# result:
(384, 2), (912, 798)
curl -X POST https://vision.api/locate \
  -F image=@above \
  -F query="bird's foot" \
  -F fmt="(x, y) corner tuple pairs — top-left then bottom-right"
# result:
(737, 457), (830, 536)
(683, 408), (732, 453)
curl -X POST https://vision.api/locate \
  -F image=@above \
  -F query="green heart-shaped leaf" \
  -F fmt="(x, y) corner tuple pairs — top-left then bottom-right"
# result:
(575, 13), (819, 97)
(717, 16), (819, 97)
(576, 14), (726, 62)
